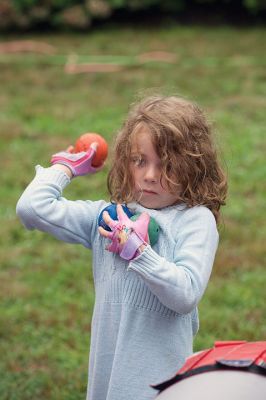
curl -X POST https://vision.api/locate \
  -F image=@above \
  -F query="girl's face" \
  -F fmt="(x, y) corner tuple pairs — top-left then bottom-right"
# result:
(130, 126), (180, 209)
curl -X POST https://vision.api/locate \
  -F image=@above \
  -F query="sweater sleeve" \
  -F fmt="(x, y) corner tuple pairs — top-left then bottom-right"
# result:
(128, 207), (219, 314)
(16, 165), (104, 248)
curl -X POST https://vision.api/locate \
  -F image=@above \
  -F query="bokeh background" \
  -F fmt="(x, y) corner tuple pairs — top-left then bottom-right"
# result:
(0, 1), (265, 399)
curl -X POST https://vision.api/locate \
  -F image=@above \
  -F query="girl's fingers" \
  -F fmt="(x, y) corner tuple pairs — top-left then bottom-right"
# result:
(117, 204), (134, 229)
(102, 211), (118, 230)
(116, 204), (128, 221)
(88, 142), (98, 154)
(98, 226), (113, 238)
(100, 207), (129, 240)
(66, 145), (74, 153)
(102, 210), (112, 224)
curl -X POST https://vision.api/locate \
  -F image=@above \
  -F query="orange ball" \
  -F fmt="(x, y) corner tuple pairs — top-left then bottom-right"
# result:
(74, 133), (108, 167)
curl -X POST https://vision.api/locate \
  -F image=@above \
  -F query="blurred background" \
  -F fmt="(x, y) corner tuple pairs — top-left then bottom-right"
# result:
(0, 1), (265, 399)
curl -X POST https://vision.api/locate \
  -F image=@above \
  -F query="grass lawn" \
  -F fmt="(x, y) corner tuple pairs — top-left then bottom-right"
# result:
(0, 25), (265, 399)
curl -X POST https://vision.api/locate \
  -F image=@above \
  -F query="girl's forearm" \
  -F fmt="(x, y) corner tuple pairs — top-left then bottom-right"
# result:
(16, 165), (97, 248)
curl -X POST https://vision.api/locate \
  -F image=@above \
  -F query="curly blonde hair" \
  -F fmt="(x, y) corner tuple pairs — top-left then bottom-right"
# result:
(107, 95), (227, 223)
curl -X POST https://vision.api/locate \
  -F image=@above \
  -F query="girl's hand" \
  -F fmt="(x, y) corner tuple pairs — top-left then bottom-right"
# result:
(98, 204), (150, 260)
(50, 142), (103, 177)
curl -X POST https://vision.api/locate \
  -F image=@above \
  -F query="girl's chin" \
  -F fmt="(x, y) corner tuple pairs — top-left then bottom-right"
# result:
(137, 197), (163, 210)
(136, 194), (179, 210)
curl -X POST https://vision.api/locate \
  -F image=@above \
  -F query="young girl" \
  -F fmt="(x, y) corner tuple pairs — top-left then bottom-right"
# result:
(16, 95), (227, 400)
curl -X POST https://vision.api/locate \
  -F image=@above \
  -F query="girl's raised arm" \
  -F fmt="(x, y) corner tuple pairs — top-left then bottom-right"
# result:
(16, 165), (105, 249)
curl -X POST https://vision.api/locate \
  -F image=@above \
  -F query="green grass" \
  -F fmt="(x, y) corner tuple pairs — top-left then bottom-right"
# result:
(0, 26), (265, 399)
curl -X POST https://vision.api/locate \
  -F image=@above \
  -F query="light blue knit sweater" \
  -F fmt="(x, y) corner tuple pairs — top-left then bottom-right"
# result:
(16, 166), (219, 400)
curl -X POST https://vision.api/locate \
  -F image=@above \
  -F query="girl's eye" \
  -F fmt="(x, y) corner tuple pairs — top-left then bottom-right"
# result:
(131, 156), (146, 167)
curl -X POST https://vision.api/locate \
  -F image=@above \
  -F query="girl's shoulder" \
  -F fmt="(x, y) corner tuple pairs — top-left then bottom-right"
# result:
(174, 206), (219, 248)
(179, 204), (216, 222)
(174, 204), (217, 232)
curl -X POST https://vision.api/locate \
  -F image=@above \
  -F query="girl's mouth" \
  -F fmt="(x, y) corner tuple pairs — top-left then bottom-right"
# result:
(142, 189), (157, 195)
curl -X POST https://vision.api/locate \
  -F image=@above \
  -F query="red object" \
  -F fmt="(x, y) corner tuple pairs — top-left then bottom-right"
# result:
(154, 341), (266, 393)
(74, 133), (108, 167)
(178, 340), (266, 375)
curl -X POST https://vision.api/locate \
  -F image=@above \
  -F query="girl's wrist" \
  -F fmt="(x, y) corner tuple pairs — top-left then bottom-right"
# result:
(50, 164), (73, 179)
(138, 243), (147, 253)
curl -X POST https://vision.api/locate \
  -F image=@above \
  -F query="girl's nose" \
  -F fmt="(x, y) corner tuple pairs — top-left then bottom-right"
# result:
(144, 165), (160, 183)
